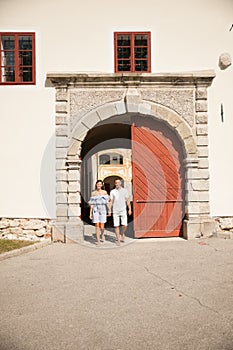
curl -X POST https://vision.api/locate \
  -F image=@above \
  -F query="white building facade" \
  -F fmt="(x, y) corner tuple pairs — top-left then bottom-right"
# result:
(0, 0), (233, 240)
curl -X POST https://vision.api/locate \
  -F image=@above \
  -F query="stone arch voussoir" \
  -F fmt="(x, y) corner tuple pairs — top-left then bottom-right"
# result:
(68, 100), (197, 159)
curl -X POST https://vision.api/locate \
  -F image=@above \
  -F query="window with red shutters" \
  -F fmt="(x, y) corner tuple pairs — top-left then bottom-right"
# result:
(0, 33), (35, 85)
(114, 32), (151, 73)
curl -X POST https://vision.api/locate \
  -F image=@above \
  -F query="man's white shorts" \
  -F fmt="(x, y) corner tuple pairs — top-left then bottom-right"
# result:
(113, 210), (128, 227)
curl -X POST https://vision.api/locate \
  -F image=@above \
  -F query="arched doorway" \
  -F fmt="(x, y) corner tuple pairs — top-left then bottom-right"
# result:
(48, 71), (215, 241)
(80, 114), (185, 237)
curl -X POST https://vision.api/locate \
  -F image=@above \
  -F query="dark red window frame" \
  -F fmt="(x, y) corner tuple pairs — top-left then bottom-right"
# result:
(0, 32), (36, 85)
(114, 32), (151, 73)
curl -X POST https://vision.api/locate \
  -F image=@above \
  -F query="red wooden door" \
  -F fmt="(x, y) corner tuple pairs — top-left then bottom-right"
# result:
(132, 117), (184, 238)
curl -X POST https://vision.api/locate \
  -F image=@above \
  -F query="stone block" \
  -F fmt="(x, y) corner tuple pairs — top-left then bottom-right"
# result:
(115, 101), (126, 115)
(195, 87), (207, 100)
(150, 104), (162, 119)
(22, 229), (35, 235)
(186, 190), (209, 202)
(56, 126), (69, 136)
(197, 136), (209, 146)
(10, 227), (23, 235)
(196, 125), (208, 136)
(56, 102), (67, 113)
(97, 105), (117, 121)
(67, 139), (81, 156)
(56, 136), (69, 148)
(56, 90), (68, 102)
(126, 103), (139, 113)
(125, 88), (141, 105)
(198, 158), (209, 169)
(186, 168), (209, 180)
(23, 220), (46, 230)
(199, 170), (209, 180)
(68, 170), (80, 181)
(219, 217), (233, 230)
(56, 115), (67, 125)
(9, 220), (20, 227)
(68, 183), (80, 193)
(65, 221), (84, 243)
(166, 112), (181, 128)
(0, 219), (10, 229)
(183, 219), (201, 239)
(184, 157), (199, 168)
(56, 159), (66, 170)
(52, 224), (65, 242)
(68, 194), (81, 204)
(72, 123), (89, 140)
(156, 105), (169, 118)
(56, 194), (68, 204)
(189, 179), (209, 191)
(0, 228), (10, 235)
(81, 111), (100, 129)
(56, 171), (67, 182)
(56, 148), (67, 159)
(68, 205), (81, 217)
(198, 192), (209, 202)
(195, 101), (208, 112)
(56, 181), (68, 193)
(184, 137), (197, 155)
(35, 228), (46, 237)
(138, 102), (151, 115)
(201, 220), (216, 237)
(198, 146), (209, 157)
(186, 202), (210, 215)
(56, 216), (68, 222)
(56, 205), (68, 217)
(176, 122), (192, 139)
(195, 112), (208, 124)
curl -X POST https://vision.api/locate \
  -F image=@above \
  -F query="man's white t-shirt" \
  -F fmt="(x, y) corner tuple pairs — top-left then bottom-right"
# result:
(110, 187), (129, 213)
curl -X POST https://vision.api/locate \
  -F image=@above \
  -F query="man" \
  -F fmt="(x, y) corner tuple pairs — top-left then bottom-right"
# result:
(108, 178), (132, 246)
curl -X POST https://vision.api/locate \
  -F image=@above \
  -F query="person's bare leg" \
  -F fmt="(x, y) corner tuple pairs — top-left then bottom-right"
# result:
(95, 223), (101, 247)
(115, 226), (121, 246)
(100, 223), (105, 241)
(121, 225), (127, 242)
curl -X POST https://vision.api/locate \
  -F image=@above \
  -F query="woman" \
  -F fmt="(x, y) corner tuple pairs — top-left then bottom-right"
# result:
(89, 180), (109, 247)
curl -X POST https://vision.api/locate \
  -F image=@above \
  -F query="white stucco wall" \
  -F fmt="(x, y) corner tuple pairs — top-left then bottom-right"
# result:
(0, 0), (232, 218)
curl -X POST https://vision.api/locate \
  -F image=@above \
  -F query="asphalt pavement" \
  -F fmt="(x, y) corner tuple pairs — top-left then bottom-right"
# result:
(0, 237), (233, 350)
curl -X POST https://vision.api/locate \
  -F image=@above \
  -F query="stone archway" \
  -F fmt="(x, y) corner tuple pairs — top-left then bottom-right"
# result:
(47, 71), (215, 241)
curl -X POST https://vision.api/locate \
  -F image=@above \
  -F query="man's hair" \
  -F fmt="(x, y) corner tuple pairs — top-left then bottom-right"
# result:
(114, 178), (122, 183)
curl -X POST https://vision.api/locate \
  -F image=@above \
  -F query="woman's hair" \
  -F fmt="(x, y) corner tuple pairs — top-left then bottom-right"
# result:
(95, 179), (104, 189)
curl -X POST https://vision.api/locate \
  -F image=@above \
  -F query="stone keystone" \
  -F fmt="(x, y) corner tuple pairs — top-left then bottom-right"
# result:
(125, 88), (141, 105)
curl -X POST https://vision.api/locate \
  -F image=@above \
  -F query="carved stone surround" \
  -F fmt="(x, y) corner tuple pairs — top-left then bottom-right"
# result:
(47, 71), (216, 241)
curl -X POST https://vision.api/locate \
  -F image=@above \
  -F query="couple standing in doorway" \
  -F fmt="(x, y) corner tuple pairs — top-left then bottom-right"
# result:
(89, 179), (132, 247)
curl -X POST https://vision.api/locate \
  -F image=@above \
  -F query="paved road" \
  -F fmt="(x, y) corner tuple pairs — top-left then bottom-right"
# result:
(0, 237), (233, 350)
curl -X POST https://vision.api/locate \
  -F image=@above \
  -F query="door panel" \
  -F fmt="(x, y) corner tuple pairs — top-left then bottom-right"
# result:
(132, 117), (184, 238)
